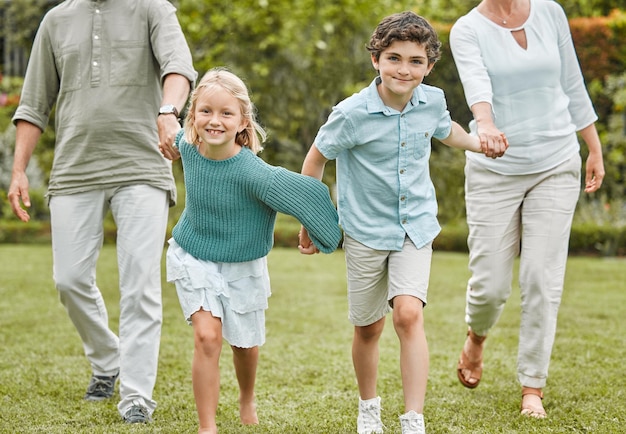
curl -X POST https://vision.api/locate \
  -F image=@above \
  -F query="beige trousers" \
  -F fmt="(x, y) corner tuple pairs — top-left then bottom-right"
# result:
(464, 154), (581, 388)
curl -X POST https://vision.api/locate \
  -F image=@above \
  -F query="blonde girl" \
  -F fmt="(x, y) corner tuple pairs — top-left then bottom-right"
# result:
(165, 68), (342, 434)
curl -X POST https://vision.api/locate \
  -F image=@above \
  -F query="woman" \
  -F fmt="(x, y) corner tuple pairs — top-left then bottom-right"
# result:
(449, 0), (604, 418)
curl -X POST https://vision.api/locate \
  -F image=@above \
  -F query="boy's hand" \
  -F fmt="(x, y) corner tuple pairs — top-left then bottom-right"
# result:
(298, 227), (320, 255)
(478, 125), (508, 159)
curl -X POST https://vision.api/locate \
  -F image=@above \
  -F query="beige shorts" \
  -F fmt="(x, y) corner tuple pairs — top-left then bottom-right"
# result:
(343, 235), (432, 326)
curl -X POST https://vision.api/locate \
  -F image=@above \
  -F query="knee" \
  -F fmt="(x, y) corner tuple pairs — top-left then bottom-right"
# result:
(392, 300), (423, 332)
(469, 284), (510, 309)
(194, 328), (222, 355)
(54, 268), (89, 296)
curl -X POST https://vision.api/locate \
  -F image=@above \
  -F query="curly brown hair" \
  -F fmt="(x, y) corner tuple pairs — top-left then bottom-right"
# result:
(366, 11), (441, 65)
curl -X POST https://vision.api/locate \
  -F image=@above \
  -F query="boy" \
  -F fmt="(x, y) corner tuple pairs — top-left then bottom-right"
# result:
(299, 11), (505, 434)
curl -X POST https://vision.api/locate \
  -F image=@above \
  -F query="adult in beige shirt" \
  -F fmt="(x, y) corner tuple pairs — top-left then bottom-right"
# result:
(8, 0), (197, 424)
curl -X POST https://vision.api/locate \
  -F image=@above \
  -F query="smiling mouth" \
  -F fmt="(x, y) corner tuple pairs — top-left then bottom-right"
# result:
(207, 129), (223, 135)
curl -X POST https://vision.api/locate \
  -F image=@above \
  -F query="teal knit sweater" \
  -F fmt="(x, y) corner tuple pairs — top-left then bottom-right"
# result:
(172, 135), (342, 262)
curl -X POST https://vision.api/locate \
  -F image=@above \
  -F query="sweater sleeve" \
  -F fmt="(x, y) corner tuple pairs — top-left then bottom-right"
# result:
(263, 168), (342, 254)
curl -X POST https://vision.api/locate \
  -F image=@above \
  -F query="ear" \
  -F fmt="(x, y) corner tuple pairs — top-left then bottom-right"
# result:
(371, 54), (379, 71)
(425, 63), (435, 76)
(238, 119), (249, 134)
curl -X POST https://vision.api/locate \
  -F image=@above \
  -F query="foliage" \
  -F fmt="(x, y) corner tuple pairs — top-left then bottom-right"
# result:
(0, 0), (60, 53)
(0, 246), (625, 432)
(177, 0), (395, 178)
(0, 1), (625, 250)
(573, 194), (626, 256)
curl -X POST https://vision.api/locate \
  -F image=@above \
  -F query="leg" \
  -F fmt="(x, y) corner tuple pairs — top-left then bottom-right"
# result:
(49, 192), (120, 378)
(344, 236), (391, 401)
(344, 235), (390, 434)
(353, 318), (386, 400)
(518, 155), (580, 416)
(387, 238), (432, 414)
(392, 296), (427, 413)
(458, 160), (524, 388)
(110, 185), (169, 417)
(464, 160), (523, 336)
(192, 310), (223, 434)
(232, 346), (259, 425)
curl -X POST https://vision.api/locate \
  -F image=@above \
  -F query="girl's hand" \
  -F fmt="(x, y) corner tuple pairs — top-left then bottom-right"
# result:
(298, 227), (319, 255)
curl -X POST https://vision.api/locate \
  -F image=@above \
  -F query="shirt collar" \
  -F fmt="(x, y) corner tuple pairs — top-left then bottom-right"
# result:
(365, 76), (428, 115)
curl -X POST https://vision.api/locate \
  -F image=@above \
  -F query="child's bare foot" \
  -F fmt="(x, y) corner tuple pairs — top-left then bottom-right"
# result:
(198, 427), (217, 434)
(239, 399), (258, 425)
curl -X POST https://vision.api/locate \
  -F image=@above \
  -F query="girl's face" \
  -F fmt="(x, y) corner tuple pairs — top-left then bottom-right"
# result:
(193, 86), (248, 159)
(371, 40), (434, 111)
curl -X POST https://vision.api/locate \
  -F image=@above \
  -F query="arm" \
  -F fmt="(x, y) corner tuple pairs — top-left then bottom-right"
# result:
(578, 123), (604, 193)
(158, 73), (192, 161)
(469, 102), (509, 158)
(439, 120), (507, 158)
(299, 144), (330, 254)
(449, 20), (507, 159)
(8, 121), (43, 222)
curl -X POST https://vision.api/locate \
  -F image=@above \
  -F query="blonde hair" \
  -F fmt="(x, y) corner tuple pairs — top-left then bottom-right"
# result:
(184, 67), (266, 154)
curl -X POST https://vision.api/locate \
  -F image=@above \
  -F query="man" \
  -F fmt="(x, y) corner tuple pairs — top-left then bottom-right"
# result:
(8, 0), (197, 424)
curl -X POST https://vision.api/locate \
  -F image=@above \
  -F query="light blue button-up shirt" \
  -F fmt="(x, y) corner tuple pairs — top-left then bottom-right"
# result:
(314, 77), (452, 251)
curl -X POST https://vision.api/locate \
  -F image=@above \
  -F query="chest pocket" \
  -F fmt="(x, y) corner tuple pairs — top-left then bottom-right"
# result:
(411, 131), (431, 160)
(110, 41), (149, 87)
(56, 45), (82, 93)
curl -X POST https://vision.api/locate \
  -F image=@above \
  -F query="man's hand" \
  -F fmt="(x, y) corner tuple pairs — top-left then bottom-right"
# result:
(8, 172), (31, 222)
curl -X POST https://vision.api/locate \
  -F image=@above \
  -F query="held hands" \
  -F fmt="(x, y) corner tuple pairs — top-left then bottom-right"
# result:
(157, 114), (182, 161)
(477, 124), (509, 159)
(7, 172), (31, 222)
(298, 227), (320, 255)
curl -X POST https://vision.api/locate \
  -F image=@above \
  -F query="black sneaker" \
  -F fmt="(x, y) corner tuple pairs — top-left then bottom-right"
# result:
(83, 373), (118, 401)
(123, 404), (151, 424)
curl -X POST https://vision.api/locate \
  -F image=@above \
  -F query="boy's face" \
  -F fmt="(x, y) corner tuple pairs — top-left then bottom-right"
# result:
(371, 40), (434, 111)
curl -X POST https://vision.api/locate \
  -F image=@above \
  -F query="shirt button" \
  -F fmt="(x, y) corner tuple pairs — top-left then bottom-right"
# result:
(400, 196), (406, 201)
(401, 142), (406, 147)
(399, 169), (405, 174)
(424, 132), (429, 137)
(402, 219), (407, 224)
(93, 61), (98, 66)
(94, 35), (99, 40)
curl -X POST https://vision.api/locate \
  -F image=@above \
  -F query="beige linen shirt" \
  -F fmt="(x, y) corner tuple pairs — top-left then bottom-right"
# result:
(13, 0), (197, 204)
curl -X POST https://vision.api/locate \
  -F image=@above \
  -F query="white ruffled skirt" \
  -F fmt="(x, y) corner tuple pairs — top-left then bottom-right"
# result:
(166, 238), (271, 348)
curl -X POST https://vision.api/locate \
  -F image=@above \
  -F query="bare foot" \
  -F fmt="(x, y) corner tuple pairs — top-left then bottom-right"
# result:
(239, 399), (259, 425)
(198, 426), (217, 434)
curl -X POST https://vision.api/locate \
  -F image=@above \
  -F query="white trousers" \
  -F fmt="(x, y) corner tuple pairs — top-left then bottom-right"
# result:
(464, 154), (581, 388)
(49, 185), (168, 416)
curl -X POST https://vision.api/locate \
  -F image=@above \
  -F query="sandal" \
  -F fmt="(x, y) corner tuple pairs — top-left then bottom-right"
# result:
(520, 387), (546, 418)
(456, 329), (486, 389)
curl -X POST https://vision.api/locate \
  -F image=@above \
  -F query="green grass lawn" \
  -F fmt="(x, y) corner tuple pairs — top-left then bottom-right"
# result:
(0, 245), (624, 433)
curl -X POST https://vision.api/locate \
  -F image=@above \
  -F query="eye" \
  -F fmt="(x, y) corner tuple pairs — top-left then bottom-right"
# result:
(388, 55), (399, 62)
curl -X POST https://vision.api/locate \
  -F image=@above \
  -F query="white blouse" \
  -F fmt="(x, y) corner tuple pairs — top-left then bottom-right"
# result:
(450, 0), (597, 175)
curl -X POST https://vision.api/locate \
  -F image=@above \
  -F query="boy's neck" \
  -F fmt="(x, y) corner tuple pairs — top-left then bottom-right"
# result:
(376, 82), (413, 112)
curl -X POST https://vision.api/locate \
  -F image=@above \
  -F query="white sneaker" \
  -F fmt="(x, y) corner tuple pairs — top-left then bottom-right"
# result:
(399, 410), (425, 434)
(357, 396), (384, 434)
